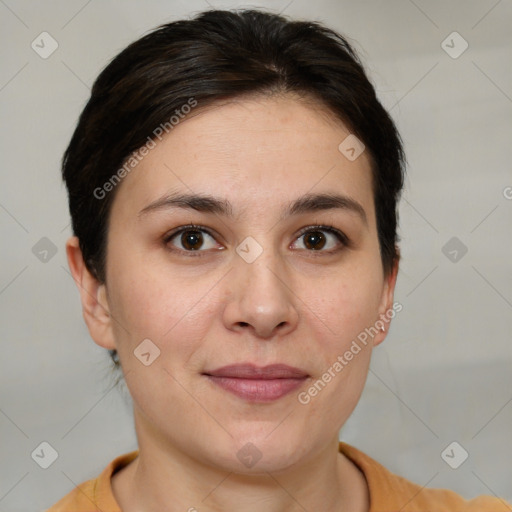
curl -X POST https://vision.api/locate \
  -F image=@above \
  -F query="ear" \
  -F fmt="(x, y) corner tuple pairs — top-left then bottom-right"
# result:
(66, 236), (116, 350)
(372, 253), (400, 347)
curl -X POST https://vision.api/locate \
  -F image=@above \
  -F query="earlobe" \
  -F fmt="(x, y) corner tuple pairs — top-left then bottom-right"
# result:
(373, 254), (400, 347)
(65, 236), (116, 350)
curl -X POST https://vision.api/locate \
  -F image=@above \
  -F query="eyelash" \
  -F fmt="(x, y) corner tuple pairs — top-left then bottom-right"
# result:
(163, 223), (349, 257)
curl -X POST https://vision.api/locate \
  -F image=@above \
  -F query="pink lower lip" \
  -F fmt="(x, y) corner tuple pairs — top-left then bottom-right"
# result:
(206, 375), (307, 402)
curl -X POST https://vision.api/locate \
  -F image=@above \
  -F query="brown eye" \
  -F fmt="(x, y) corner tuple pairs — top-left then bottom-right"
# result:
(181, 230), (204, 250)
(292, 226), (347, 253)
(166, 226), (219, 253)
(303, 231), (327, 250)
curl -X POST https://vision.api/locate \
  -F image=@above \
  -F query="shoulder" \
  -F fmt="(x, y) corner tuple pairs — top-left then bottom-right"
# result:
(339, 442), (511, 512)
(44, 451), (138, 512)
(44, 477), (99, 511)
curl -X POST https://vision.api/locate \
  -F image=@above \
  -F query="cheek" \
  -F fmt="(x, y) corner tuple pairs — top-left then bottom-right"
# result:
(302, 262), (384, 351)
(297, 290), (377, 436)
(106, 251), (220, 368)
(292, 259), (383, 418)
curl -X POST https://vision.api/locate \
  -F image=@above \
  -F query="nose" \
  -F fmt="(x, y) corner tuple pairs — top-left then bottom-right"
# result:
(222, 248), (299, 339)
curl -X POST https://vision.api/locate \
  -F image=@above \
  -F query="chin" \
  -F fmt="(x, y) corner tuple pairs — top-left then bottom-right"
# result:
(206, 429), (307, 474)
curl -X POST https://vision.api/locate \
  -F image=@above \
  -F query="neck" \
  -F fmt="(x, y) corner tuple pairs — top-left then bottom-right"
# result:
(112, 411), (369, 512)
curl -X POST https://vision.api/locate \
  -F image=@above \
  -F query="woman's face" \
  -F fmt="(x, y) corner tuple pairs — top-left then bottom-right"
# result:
(92, 95), (396, 472)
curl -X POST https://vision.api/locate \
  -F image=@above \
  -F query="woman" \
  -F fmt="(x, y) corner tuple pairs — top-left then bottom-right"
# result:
(48, 8), (510, 511)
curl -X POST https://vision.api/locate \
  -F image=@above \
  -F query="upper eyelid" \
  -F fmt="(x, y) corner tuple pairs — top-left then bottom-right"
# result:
(295, 224), (343, 236)
(164, 224), (217, 241)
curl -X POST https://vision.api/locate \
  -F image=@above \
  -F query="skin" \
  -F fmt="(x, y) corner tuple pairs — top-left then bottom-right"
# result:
(67, 94), (398, 512)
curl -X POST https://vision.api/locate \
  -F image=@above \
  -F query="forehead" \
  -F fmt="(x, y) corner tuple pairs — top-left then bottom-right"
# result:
(111, 95), (375, 221)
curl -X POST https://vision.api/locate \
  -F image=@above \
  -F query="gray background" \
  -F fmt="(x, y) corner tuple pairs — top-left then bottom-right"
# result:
(0, 0), (511, 510)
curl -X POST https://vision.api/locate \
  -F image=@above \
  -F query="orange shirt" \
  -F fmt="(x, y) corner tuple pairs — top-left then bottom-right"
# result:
(46, 442), (511, 511)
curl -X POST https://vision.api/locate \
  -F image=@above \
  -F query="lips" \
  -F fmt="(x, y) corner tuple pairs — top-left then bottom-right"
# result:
(205, 363), (308, 379)
(203, 364), (309, 402)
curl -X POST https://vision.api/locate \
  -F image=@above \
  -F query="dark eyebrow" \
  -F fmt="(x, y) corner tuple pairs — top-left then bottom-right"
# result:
(138, 191), (367, 224)
(139, 192), (234, 218)
(283, 192), (367, 224)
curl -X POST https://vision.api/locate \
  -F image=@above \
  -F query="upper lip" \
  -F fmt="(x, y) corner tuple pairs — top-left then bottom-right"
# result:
(204, 364), (309, 379)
